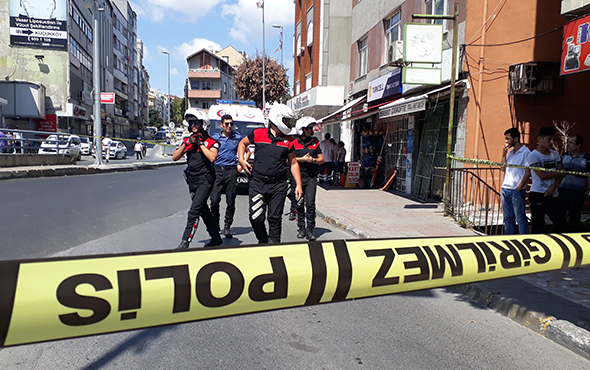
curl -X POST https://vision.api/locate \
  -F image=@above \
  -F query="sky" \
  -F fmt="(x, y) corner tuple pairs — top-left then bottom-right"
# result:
(130, 0), (295, 98)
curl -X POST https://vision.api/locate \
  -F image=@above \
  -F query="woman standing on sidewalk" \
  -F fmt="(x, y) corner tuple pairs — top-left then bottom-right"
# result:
(293, 117), (323, 240)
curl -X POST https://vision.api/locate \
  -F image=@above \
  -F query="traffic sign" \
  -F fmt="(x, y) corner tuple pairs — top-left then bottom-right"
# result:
(100, 93), (115, 104)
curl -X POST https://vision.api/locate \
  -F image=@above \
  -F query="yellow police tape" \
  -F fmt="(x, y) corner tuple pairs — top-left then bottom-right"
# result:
(1, 233), (588, 347)
(449, 155), (590, 177)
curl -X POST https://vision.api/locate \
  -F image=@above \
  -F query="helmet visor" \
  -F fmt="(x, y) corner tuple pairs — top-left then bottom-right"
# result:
(282, 117), (295, 129)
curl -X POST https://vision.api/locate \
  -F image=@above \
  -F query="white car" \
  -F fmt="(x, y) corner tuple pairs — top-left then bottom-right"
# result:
(80, 137), (92, 155)
(39, 134), (82, 160)
(109, 141), (128, 159)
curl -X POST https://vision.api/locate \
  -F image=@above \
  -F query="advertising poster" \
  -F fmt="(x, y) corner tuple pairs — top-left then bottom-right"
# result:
(9, 0), (68, 50)
(561, 14), (590, 75)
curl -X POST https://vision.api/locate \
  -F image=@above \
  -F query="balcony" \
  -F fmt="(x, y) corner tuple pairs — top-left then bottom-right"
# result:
(188, 90), (221, 99)
(188, 69), (222, 79)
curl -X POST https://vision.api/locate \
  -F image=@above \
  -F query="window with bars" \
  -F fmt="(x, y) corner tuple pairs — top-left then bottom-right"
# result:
(358, 37), (368, 76)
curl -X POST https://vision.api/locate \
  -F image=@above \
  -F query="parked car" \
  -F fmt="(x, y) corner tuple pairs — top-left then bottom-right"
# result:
(155, 131), (167, 140)
(109, 141), (128, 159)
(80, 137), (92, 155)
(39, 134), (82, 160)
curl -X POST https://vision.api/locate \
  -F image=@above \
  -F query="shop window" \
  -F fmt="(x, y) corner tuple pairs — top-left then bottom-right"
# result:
(306, 73), (312, 90)
(358, 37), (368, 76)
(295, 81), (300, 96)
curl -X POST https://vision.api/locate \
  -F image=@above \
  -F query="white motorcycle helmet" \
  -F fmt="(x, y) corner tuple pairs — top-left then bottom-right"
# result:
(183, 108), (210, 130)
(268, 103), (296, 135)
(295, 116), (317, 136)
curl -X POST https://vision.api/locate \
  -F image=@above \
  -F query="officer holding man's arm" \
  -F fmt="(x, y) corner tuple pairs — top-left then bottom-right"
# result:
(237, 104), (302, 244)
(173, 108), (223, 249)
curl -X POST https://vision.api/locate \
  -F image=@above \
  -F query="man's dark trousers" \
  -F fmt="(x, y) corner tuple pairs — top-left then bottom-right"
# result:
(249, 177), (288, 244)
(297, 176), (317, 230)
(210, 165), (237, 229)
(183, 174), (219, 241)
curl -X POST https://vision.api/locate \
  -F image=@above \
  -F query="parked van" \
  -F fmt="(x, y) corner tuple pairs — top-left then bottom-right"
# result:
(208, 102), (266, 187)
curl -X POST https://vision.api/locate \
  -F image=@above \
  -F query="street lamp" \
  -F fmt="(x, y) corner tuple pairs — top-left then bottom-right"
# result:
(258, 1), (266, 110)
(272, 24), (283, 67)
(161, 50), (170, 126)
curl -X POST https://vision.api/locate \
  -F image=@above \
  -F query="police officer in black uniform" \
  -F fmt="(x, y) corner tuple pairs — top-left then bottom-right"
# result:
(293, 117), (324, 240)
(237, 104), (303, 244)
(173, 108), (223, 249)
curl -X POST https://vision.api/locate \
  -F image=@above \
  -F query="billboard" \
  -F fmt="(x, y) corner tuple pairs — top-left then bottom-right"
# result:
(561, 14), (590, 75)
(367, 69), (402, 102)
(9, 0), (68, 50)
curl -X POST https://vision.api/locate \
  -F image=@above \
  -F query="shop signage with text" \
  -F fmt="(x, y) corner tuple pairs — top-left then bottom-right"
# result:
(561, 14), (590, 75)
(367, 69), (402, 102)
(347, 162), (360, 184)
(100, 93), (115, 104)
(379, 98), (426, 119)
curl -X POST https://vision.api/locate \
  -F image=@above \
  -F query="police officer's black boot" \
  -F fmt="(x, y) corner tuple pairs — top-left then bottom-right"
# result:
(205, 234), (223, 247)
(297, 227), (306, 239)
(306, 228), (316, 241)
(176, 240), (190, 250)
(223, 223), (233, 239)
(289, 210), (297, 221)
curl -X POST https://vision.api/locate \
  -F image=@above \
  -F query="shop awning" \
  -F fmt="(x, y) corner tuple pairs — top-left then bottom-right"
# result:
(318, 94), (366, 123)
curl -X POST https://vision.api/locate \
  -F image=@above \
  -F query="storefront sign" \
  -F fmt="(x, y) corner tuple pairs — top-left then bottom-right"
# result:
(379, 97), (426, 119)
(100, 93), (115, 104)
(36, 114), (57, 137)
(404, 24), (443, 63)
(403, 67), (442, 85)
(9, 0), (67, 50)
(293, 93), (311, 111)
(561, 14), (590, 75)
(367, 69), (402, 103)
(347, 162), (360, 184)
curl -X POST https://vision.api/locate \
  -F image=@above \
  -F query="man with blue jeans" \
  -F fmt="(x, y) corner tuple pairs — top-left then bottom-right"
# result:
(501, 128), (531, 234)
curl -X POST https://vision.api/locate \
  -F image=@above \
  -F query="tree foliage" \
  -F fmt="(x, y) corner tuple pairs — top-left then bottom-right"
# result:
(171, 97), (185, 124)
(149, 108), (163, 127)
(233, 53), (289, 108)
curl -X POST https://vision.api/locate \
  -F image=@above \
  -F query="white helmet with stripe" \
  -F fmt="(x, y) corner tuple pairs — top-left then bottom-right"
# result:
(183, 108), (210, 130)
(295, 116), (317, 136)
(268, 103), (296, 135)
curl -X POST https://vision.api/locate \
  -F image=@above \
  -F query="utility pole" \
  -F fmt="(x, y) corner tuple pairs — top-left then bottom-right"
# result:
(412, 3), (460, 216)
(161, 51), (170, 126)
(92, 0), (103, 166)
(261, 2), (266, 110)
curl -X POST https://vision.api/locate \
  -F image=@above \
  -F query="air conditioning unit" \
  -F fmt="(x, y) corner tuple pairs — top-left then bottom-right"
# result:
(388, 40), (404, 63)
(508, 62), (563, 95)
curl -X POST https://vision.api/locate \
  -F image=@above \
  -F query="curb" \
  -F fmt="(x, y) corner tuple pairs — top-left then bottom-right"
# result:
(0, 160), (183, 180)
(315, 208), (590, 361)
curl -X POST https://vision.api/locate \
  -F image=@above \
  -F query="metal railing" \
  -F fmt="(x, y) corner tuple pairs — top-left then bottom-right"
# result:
(448, 166), (505, 235)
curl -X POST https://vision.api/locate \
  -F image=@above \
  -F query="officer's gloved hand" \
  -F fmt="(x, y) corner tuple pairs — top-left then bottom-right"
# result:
(183, 136), (194, 151)
(194, 133), (205, 147)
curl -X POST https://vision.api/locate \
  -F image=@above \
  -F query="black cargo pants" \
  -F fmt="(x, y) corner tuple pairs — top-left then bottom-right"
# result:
(249, 177), (288, 244)
(296, 175), (317, 231)
(182, 173), (220, 242)
(210, 165), (238, 229)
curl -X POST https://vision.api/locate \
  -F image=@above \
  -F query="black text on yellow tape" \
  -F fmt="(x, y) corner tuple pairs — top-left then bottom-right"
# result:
(449, 155), (590, 177)
(1, 233), (589, 347)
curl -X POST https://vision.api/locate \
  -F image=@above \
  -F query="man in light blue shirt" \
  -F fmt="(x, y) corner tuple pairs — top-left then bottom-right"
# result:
(501, 128), (531, 234)
(210, 114), (243, 238)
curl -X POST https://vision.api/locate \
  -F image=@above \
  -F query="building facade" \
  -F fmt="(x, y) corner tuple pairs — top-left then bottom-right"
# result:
(0, 0), (149, 141)
(186, 48), (237, 110)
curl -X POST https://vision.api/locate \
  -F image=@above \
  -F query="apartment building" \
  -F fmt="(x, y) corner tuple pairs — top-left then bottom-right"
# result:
(186, 48), (238, 110)
(0, 0), (148, 140)
(287, 0), (352, 144)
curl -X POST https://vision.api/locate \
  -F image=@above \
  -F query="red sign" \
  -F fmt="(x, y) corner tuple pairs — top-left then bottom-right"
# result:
(100, 93), (115, 104)
(36, 114), (57, 138)
(561, 14), (590, 75)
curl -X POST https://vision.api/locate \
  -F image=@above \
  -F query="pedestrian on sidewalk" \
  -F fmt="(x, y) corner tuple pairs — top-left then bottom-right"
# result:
(335, 141), (346, 174)
(134, 141), (143, 160)
(293, 116), (324, 240)
(501, 128), (531, 234)
(319, 133), (336, 184)
(558, 135), (590, 232)
(0, 131), (7, 153)
(527, 126), (567, 233)
(174, 108), (223, 249)
(238, 103), (302, 244)
(209, 114), (242, 239)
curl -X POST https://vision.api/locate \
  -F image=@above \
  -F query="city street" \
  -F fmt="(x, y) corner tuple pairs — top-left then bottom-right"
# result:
(0, 168), (588, 369)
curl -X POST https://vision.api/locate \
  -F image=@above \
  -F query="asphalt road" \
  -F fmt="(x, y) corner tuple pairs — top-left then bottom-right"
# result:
(0, 168), (589, 369)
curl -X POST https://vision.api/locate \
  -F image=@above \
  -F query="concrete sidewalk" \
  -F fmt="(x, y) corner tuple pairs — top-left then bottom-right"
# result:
(2, 158), (590, 359)
(315, 183), (590, 360)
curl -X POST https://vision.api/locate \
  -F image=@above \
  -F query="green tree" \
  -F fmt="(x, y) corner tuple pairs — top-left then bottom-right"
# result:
(149, 108), (163, 127)
(171, 97), (184, 124)
(233, 53), (289, 108)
